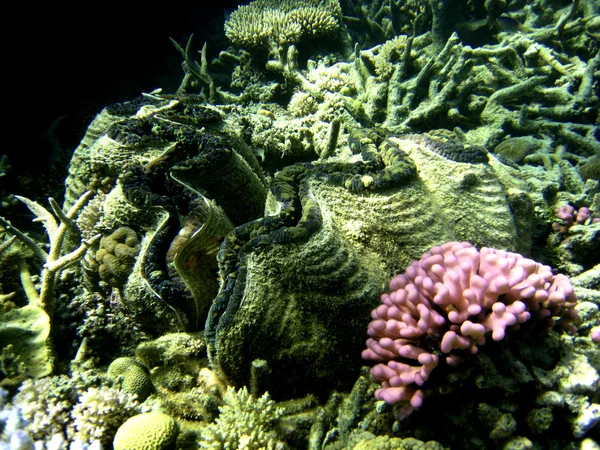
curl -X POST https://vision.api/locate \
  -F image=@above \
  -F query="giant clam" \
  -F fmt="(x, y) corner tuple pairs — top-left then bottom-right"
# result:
(206, 130), (534, 399)
(65, 96), (536, 397)
(65, 97), (267, 332)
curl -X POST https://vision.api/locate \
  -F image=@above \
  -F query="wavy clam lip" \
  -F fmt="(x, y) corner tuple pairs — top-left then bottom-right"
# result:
(205, 129), (532, 400)
(62, 91), (533, 401)
(65, 98), (269, 333)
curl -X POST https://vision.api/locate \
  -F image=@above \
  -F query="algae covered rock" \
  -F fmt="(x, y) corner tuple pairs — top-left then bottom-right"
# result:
(113, 412), (178, 450)
(0, 304), (52, 379)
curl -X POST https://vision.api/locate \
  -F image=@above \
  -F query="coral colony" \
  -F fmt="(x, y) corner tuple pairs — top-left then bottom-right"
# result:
(1, 0), (600, 449)
(362, 242), (577, 418)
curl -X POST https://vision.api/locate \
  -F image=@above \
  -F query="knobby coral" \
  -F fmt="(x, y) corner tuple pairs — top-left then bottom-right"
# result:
(552, 204), (600, 234)
(362, 241), (577, 417)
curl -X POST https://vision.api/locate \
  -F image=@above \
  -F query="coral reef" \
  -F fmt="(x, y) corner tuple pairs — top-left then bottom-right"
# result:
(1, 0), (600, 448)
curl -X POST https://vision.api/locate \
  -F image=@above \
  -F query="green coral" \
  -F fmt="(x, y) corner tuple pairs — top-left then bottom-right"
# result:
(96, 226), (141, 287)
(199, 386), (285, 449)
(578, 155), (600, 181)
(107, 357), (154, 401)
(113, 412), (178, 450)
(350, 434), (444, 450)
(224, 0), (342, 48)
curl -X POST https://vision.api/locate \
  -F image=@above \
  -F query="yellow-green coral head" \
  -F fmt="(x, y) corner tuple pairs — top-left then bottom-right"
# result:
(113, 412), (178, 450)
(107, 357), (154, 401)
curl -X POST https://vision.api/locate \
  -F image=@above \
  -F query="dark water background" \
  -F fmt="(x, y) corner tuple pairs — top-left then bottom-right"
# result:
(2, 4), (241, 202)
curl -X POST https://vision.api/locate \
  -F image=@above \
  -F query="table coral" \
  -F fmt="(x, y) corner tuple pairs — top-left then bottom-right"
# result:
(225, 0), (342, 49)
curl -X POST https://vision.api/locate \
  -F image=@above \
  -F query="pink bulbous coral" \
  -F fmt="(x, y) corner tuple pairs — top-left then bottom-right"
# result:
(362, 241), (578, 418)
(552, 204), (600, 234)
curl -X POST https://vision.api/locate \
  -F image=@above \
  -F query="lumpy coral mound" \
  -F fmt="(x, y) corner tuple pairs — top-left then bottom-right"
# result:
(362, 241), (577, 417)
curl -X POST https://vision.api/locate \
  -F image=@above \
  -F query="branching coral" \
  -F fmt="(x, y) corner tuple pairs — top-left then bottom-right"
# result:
(0, 191), (100, 314)
(363, 241), (577, 417)
(199, 386), (285, 449)
(0, 191), (100, 377)
(225, 0), (342, 49)
(68, 386), (144, 447)
(12, 373), (145, 448)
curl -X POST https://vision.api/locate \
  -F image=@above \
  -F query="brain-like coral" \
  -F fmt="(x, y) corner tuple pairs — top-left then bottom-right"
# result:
(224, 0), (342, 48)
(362, 241), (577, 417)
(113, 412), (178, 450)
(96, 227), (141, 287)
(107, 357), (154, 401)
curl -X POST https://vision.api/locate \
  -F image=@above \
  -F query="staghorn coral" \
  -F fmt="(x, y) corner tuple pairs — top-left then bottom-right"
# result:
(0, 189), (101, 377)
(198, 386), (285, 449)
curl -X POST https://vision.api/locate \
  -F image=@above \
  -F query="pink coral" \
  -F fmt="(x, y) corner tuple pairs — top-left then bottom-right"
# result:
(591, 327), (600, 343)
(552, 205), (600, 234)
(362, 242), (577, 418)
